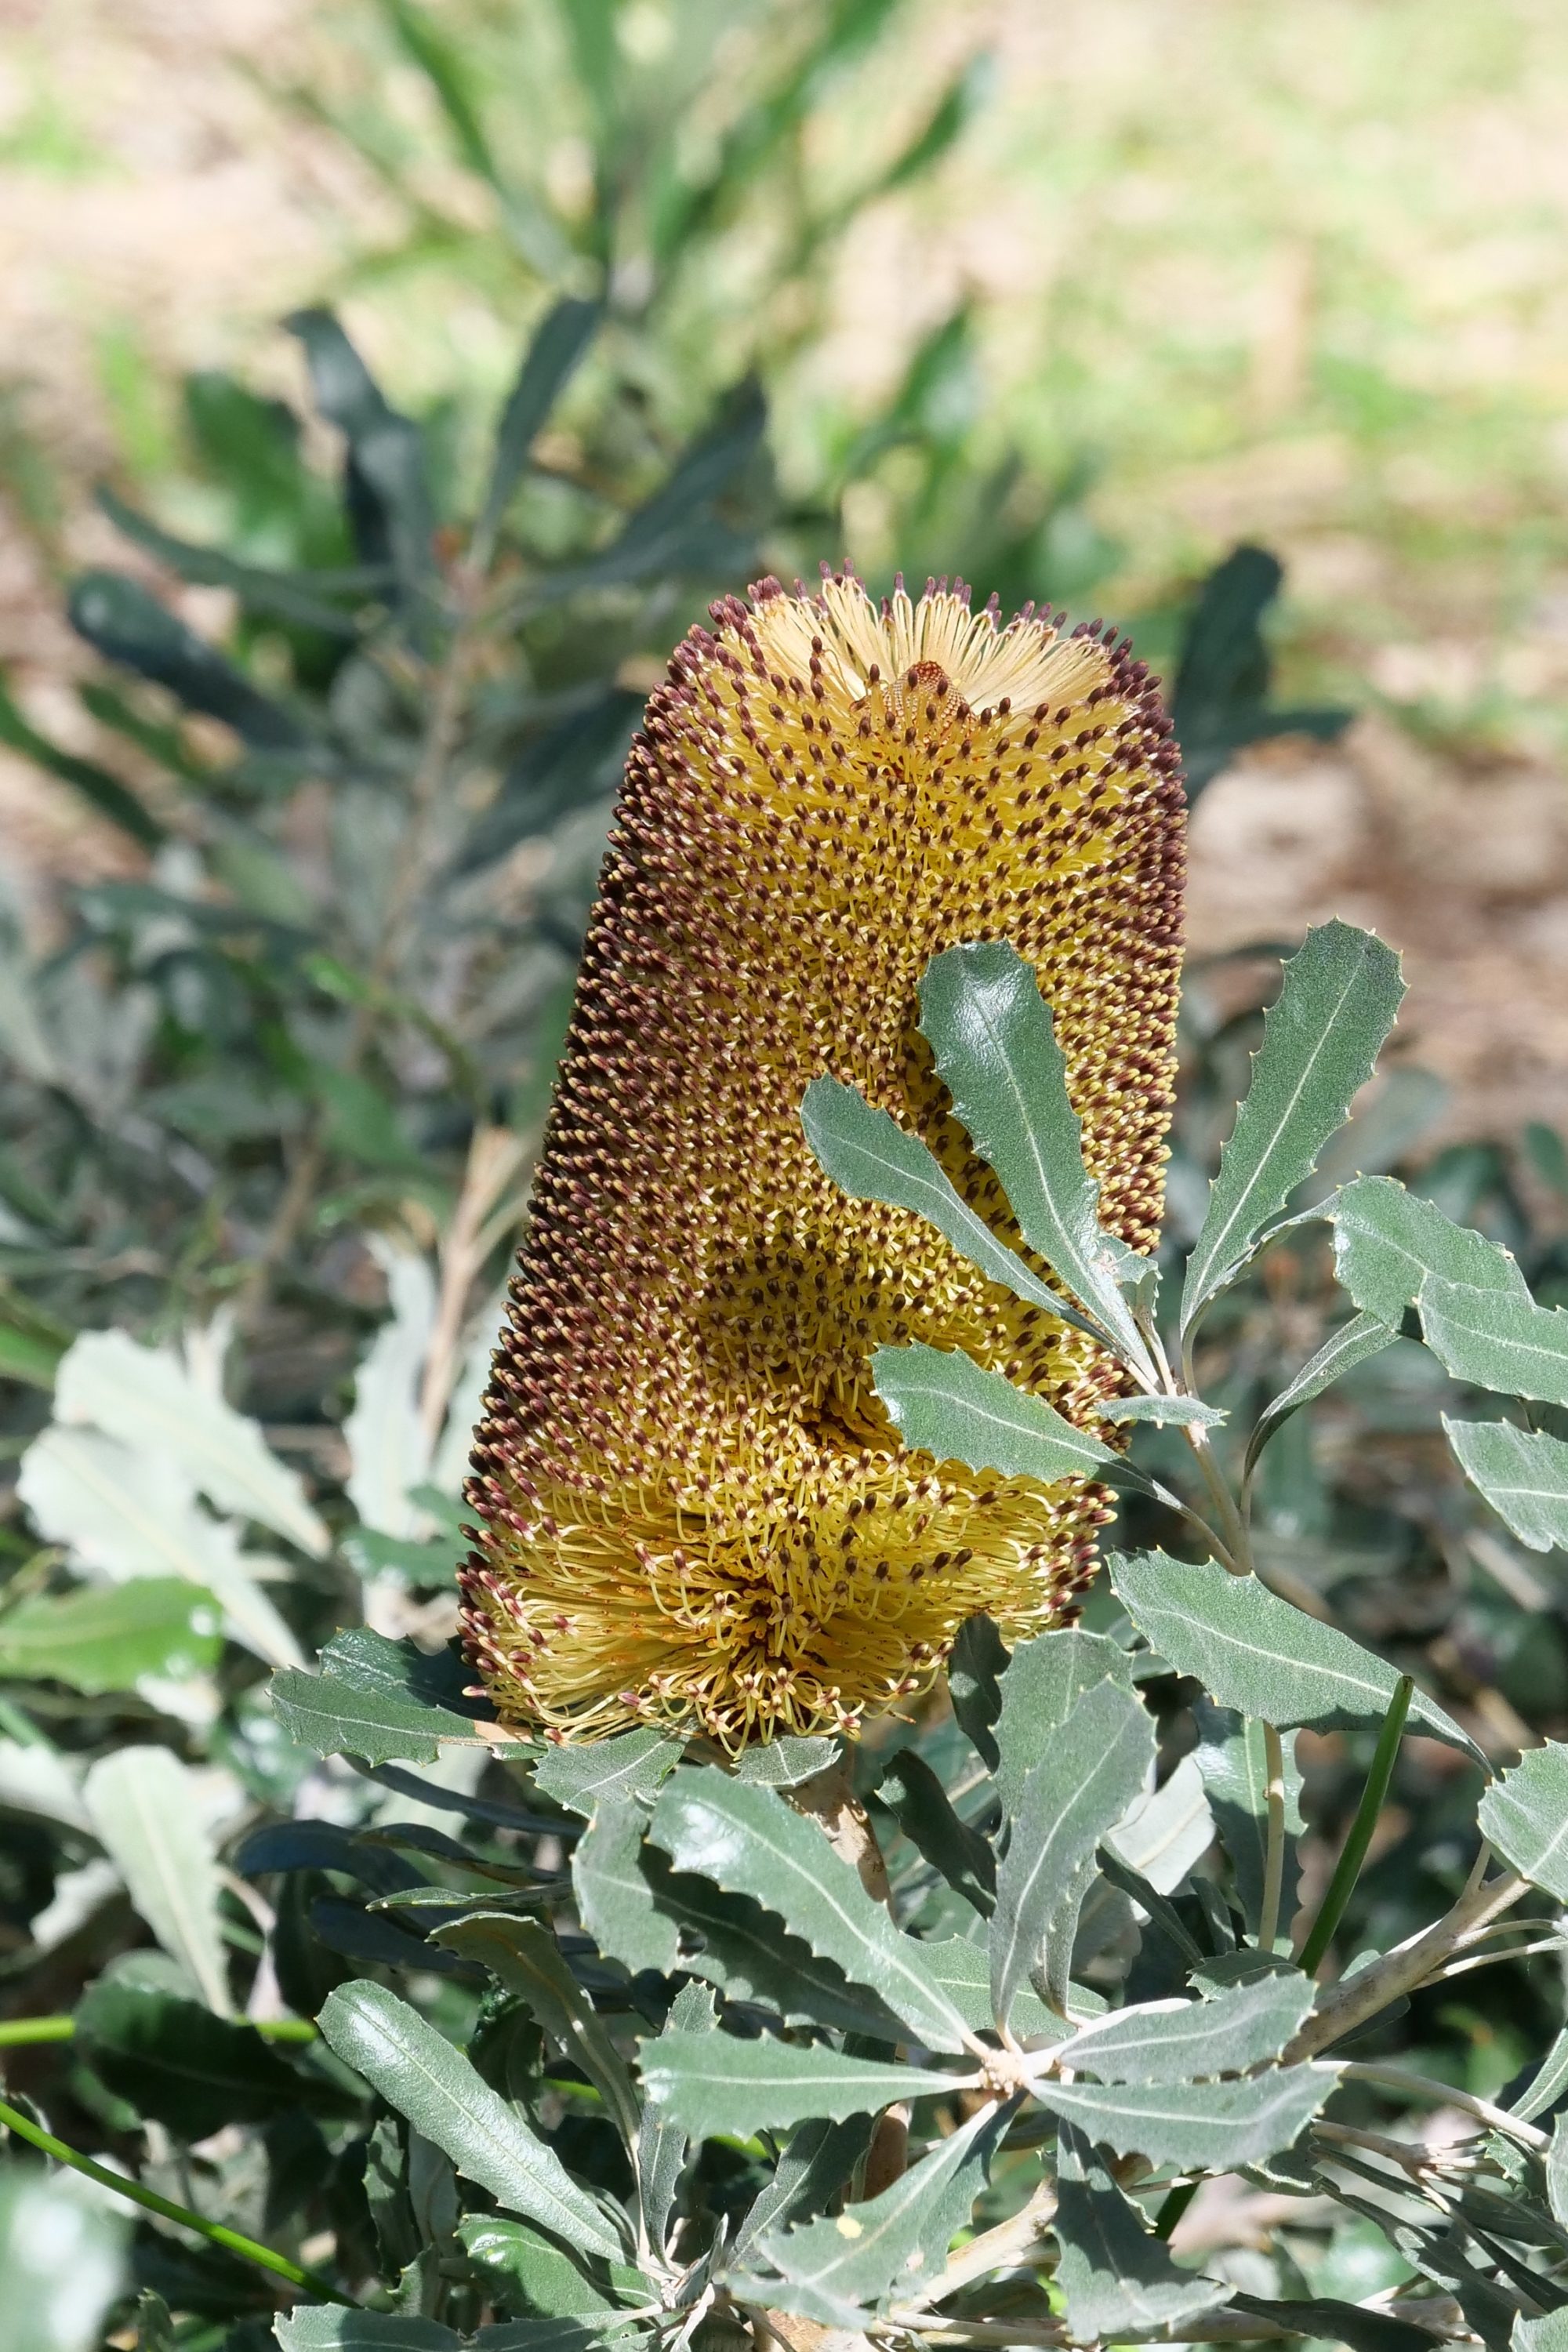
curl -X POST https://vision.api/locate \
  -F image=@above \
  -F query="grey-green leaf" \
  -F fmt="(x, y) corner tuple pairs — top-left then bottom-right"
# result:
(639, 2030), (938, 2137)
(1111, 1550), (1483, 1763)
(1331, 1174), (1527, 1327)
(876, 1747), (995, 1917)
(636, 1980), (715, 2256)
(731, 1737), (839, 1788)
(742, 2096), (1006, 2326)
(318, 1982), (626, 2260)
(729, 2115), (875, 2263)
(1104, 1394), (1227, 1426)
(990, 1678), (1155, 2027)
(83, 1746), (228, 2012)
(649, 1770), (971, 2053)
(995, 1627), (1134, 1811)
(533, 1730), (681, 1819)
(1193, 1702), (1304, 1942)
(1030, 2062), (1334, 2167)
(916, 941), (1152, 1366)
(1421, 1276), (1568, 1407)
(1052, 2123), (1225, 2339)
(873, 1341), (1116, 1486)
(1478, 1741), (1568, 1902)
(274, 2319), (462, 2350)
(1182, 921), (1405, 1332)
(948, 1614), (1006, 1771)
(270, 1630), (499, 1767)
(1055, 1973), (1314, 2083)
(1445, 1417), (1568, 1552)
(800, 1074), (1098, 1339)
(1549, 2115), (1568, 2229)
(434, 1914), (641, 2145)
(1245, 1312), (1396, 1478)
(572, 1799), (679, 1976)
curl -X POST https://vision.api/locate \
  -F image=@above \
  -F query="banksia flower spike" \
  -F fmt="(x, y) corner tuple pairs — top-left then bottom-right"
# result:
(463, 570), (1184, 1748)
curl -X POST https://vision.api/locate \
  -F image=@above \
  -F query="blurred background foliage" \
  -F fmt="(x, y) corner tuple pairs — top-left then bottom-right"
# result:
(2, 0), (1568, 2343)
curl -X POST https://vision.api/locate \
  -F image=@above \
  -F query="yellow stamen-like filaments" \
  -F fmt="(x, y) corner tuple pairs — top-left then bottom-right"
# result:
(463, 570), (1185, 1748)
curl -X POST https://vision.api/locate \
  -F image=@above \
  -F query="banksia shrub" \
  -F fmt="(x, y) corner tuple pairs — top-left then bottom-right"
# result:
(463, 572), (1184, 1746)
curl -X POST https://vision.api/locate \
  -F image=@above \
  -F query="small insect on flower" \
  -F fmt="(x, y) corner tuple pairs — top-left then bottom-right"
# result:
(463, 570), (1184, 1748)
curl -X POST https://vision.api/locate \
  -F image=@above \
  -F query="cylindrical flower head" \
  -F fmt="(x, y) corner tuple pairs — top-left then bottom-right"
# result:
(463, 572), (1184, 1747)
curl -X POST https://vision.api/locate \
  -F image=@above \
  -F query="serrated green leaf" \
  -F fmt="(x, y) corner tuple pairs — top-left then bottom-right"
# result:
(533, 1730), (681, 1819)
(435, 1915), (641, 2145)
(1479, 1742), (1568, 1901)
(731, 1736), (839, 1788)
(1515, 2025), (1568, 2123)
(919, 1935), (1064, 2043)
(872, 1342), (1116, 1484)
(1421, 1277), (1568, 1406)
(0, 1577), (219, 1692)
(800, 1075), (1098, 1339)
(83, 1745), (228, 2012)
(916, 941), (1152, 1366)
(742, 2095), (1007, 2325)
(1055, 1973), (1313, 2083)
(1052, 2122), (1225, 2338)
(640, 1844), (906, 2040)
(991, 1678), (1154, 2026)
(1444, 1416), (1568, 1552)
(649, 1771), (971, 2053)
(1192, 1702), (1304, 1941)
(636, 1980), (715, 2256)
(994, 1627), (1134, 1810)
(1331, 1175), (1527, 1326)
(729, 2114), (876, 2263)
(876, 1747), (994, 1916)
(1182, 922), (1405, 1332)
(1110, 1550), (1483, 1762)
(1031, 2062), (1334, 2167)
(273, 2319), (461, 2350)
(270, 1629), (501, 1766)
(572, 1799), (679, 1976)
(1516, 2312), (1568, 2352)
(318, 1982), (626, 2260)
(1104, 1394), (1228, 1426)
(1548, 2116), (1568, 2229)
(1245, 1312), (1396, 1478)
(639, 2030), (938, 2136)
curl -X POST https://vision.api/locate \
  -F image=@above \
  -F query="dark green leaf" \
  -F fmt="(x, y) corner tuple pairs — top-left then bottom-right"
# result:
(435, 1915), (641, 2144)
(729, 2114), (876, 2263)
(76, 1965), (342, 2141)
(1052, 2122), (1225, 2338)
(649, 1770), (971, 2053)
(96, 487), (374, 636)
(1181, 922), (1406, 1332)
(270, 1629), (499, 1766)
(69, 570), (309, 749)
(1111, 1550), (1483, 1762)
(287, 310), (434, 600)
(948, 1613), (1006, 1772)
(990, 1678), (1154, 2026)
(1478, 1742), (1568, 1901)
(476, 300), (601, 557)
(1171, 544), (1348, 799)
(872, 1342), (1116, 1485)
(457, 2216), (635, 2320)
(639, 2030), (937, 2136)
(876, 1746), (994, 1916)
(0, 1577), (219, 1693)
(1229, 2293), (1443, 2352)
(318, 1981), (626, 2259)
(0, 673), (163, 847)
(916, 939), (1151, 1364)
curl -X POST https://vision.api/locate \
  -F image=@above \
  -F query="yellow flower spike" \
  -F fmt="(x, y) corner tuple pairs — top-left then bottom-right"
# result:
(463, 570), (1185, 1748)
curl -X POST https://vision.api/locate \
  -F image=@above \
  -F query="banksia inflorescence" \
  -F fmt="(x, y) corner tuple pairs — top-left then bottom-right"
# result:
(463, 571), (1184, 1747)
